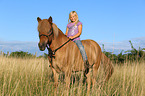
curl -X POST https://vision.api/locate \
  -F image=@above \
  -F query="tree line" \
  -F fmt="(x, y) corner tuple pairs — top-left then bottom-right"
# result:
(103, 40), (145, 64)
(1, 41), (145, 63)
(1, 51), (49, 59)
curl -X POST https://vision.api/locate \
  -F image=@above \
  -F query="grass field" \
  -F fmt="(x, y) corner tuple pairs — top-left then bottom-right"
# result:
(0, 56), (145, 96)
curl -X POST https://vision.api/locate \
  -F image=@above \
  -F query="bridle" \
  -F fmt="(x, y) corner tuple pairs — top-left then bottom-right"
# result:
(39, 26), (72, 67)
(39, 27), (53, 38)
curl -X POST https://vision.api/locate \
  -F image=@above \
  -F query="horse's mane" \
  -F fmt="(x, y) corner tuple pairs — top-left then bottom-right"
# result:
(52, 23), (59, 37)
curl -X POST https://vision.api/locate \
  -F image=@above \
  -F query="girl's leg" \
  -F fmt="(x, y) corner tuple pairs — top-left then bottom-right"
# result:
(73, 40), (90, 75)
(73, 40), (88, 61)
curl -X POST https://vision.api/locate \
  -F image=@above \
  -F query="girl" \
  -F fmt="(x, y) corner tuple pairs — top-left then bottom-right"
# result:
(65, 11), (90, 75)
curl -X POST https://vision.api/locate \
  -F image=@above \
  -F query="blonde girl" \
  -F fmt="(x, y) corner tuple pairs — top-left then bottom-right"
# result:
(65, 11), (90, 75)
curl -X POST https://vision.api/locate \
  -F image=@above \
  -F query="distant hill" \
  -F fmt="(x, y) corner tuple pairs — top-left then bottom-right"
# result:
(0, 41), (47, 56)
(0, 37), (145, 56)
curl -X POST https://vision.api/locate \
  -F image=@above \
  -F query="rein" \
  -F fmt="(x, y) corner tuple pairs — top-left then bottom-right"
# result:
(47, 39), (71, 57)
(46, 39), (71, 68)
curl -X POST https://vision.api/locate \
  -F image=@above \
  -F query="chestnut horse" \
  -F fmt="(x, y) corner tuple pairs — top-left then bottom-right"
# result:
(37, 16), (114, 94)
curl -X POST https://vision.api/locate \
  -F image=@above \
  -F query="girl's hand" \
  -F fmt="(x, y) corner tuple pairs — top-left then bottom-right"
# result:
(69, 36), (74, 39)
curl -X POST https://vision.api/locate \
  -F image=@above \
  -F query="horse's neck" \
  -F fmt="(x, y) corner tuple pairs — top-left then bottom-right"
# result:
(49, 29), (69, 50)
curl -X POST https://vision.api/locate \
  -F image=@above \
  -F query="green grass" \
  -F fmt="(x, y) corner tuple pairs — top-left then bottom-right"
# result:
(0, 56), (145, 96)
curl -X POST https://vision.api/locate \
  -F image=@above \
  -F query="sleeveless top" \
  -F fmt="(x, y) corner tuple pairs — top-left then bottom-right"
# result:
(67, 22), (82, 41)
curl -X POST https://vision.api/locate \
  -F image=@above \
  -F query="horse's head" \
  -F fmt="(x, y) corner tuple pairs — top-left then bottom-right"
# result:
(37, 16), (54, 51)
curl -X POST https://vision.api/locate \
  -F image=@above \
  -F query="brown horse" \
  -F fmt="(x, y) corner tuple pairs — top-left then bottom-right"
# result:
(37, 16), (114, 94)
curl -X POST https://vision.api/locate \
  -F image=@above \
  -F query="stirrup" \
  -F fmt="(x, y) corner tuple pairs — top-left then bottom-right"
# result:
(84, 60), (90, 75)
(84, 60), (91, 68)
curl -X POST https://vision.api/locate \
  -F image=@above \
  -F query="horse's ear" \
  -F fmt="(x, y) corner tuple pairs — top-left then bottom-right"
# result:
(37, 17), (41, 22)
(48, 16), (53, 24)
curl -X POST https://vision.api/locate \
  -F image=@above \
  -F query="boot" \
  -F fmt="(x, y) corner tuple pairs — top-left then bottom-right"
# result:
(84, 60), (90, 77)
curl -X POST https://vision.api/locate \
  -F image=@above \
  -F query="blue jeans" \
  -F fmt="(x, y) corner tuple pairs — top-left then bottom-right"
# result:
(73, 40), (88, 62)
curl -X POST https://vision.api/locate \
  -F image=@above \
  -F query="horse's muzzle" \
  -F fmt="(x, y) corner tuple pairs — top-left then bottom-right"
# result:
(38, 42), (46, 51)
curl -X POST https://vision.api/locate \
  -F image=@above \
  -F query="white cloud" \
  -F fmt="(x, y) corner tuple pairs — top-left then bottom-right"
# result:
(98, 37), (145, 54)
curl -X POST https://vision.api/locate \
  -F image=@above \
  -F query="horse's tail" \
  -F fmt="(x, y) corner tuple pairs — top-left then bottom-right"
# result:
(101, 52), (114, 82)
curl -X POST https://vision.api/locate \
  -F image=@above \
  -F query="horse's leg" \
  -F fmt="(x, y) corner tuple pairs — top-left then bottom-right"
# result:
(65, 71), (71, 88)
(63, 71), (71, 96)
(86, 69), (92, 95)
(51, 67), (59, 87)
(92, 64), (99, 87)
(92, 58), (101, 88)
(50, 67), (59, 96)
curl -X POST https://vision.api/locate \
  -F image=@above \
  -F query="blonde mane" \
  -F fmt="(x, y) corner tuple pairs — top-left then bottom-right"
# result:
(52, 23), (59, 37)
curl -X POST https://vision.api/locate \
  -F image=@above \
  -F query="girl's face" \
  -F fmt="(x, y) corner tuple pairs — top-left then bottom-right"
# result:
(70, 13), (77, 23)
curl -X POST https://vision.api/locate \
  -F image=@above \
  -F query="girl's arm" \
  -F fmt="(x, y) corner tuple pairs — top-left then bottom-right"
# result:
(69, 24), (82, 39)
(65, 27), (69, 36)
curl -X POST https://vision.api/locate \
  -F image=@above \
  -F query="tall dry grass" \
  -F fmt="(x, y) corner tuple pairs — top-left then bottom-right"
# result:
(0, 56), (145, 96)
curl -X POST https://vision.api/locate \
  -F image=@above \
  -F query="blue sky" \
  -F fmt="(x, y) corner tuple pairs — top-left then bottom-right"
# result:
(0, 0), (145, 44)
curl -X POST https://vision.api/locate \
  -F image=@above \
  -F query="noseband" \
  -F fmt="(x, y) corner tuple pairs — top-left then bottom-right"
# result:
(39, 27), (53, 38)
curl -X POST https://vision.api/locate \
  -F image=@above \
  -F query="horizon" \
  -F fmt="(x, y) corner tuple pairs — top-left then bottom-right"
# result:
(0, 37), (145, 56)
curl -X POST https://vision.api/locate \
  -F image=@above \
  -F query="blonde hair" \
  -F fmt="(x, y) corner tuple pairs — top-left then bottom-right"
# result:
(68, 11), (79, 25)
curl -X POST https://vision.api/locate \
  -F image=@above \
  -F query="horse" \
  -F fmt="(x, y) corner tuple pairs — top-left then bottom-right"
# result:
(37, 16), (114, 94)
